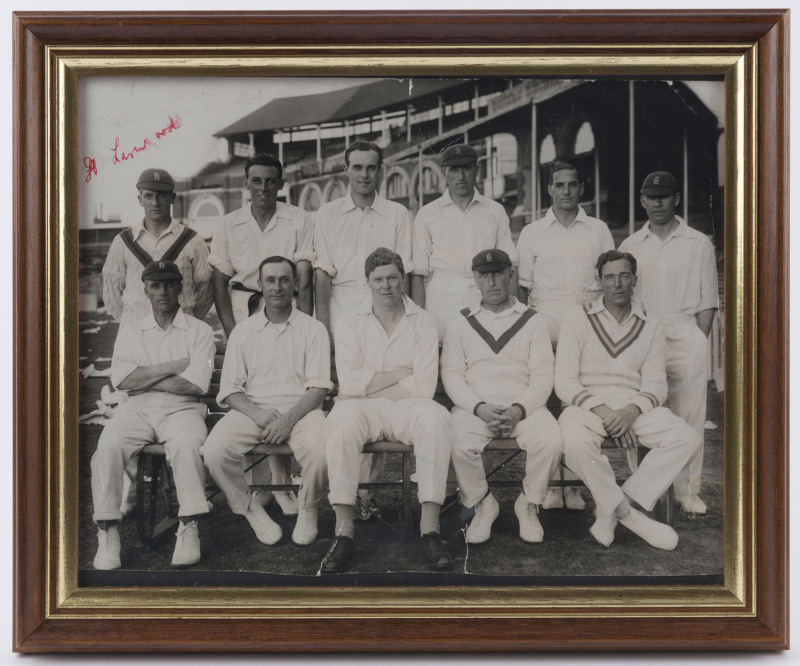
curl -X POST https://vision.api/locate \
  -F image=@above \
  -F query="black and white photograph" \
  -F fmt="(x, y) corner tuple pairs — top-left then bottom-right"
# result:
(76, 74), (726, 588)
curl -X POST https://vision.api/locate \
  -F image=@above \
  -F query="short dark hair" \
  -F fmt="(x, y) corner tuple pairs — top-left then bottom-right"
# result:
(258, 255), (296, 279)
(364, 247), (404, 279)
(345, 141), (383, 167)
(549, 161), (580, 185)
(596, 250), (637, 278)
(245, 153), (283, 180)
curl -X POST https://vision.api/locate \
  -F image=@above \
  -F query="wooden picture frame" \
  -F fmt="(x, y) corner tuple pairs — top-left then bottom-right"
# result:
(13, 10), (789, 652)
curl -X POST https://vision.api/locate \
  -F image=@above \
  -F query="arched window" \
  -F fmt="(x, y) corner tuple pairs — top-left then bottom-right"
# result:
(539, 135), (556, 164)
(386, 169), (409, 200)
(187, 195), (225, 239)
(298, 183), (322, 212)
(574, 122), (595, 155)
(323, 179), (347, 203)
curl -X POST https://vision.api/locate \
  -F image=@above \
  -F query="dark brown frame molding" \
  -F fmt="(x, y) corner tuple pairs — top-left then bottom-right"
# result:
(13, 10), (789, 652)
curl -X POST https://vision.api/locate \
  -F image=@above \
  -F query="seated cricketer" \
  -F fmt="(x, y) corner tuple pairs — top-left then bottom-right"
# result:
(91, 260), (215, 570)
(555, 250), (701, 550)
(321, 247), (454, 574)
(201, 256), (332, 548)
(441, 249), (563, 544)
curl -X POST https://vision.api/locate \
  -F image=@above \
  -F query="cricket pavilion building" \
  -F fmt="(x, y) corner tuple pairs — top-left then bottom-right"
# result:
(175, 77), (723, 250)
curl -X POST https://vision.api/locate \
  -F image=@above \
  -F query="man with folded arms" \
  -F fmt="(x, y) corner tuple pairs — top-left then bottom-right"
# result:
(102, 167), (213, 517)
(321, 248), (453, 574)
(201, 256), (332, 548)
(92, 260), (215, 569)
(441, 249), (562, 544)
(555, 250), (701, 550)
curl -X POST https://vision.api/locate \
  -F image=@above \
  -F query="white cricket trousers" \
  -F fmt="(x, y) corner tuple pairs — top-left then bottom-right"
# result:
(424, 272), (481, 341)
(201, 409), (327, 514)
(91, 398), (209, 522)
(560, 405), (701, 517)
(326, 397), (452, 506)
(663, 319), (710, 497)
(451, 406), (563, 508)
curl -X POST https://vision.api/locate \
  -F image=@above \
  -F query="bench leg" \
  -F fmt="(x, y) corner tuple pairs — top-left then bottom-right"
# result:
(136, 453), (148, 543)
(401, 451), (413, 527)
(147, 456), (162, 540)
(666, 486), (675, 526)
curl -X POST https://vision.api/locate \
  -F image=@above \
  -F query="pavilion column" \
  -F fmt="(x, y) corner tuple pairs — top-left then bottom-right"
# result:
(683, 125), (689, 221)
(594, 144), (600, 218)
(628, 81), (636, 236)
(531, 100), (539, 218)
(316, 124), (322, 168)
(437, 96), (443, 135)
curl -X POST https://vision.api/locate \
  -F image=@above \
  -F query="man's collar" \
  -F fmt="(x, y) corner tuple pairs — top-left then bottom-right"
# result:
(468, 296), (527, 317)
(441, 188), (479, 209)
(357, 293), (421, 317)
(341, 190), (386, 216)
(133, 217), (180, 239)
(254, 305), (298, 330)
(234, 202), (288, 229)
(587, 296), (648, 321)
(543, 205), (588, 229)
(135, 308), (188, 331)
(640, 215), (689, 241)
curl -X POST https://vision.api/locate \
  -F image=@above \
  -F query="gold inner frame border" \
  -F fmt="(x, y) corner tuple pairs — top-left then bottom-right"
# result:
(46, 47), (754, 619)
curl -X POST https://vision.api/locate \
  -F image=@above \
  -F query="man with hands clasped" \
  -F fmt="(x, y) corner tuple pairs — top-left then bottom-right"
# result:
(555, 250), (701, 550)
(441, 249), (562, 545)
(201, 256), (332, 549)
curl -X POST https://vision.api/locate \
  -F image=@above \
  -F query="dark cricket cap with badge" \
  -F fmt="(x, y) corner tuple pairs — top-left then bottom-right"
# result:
(472, 249), (512, 272)
(640, 171), (679, 196)
(440, 143), (478, 167)
(137, 168), (176, 192)
(141, 260), (182, 282)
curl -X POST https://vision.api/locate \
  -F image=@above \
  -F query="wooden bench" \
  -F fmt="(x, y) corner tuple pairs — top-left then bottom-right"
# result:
(134, 342), (675, 542)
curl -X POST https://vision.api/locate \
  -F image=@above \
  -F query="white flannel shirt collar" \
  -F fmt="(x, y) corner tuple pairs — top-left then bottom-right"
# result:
(631, 215), (692, 245)
(339, 190), (391, 218)
(586, 296), (648, 323)
(466, 296), (527, 318)
(134, 308), (190, 332)
(542, 205), (592, 230)
(253, 306), (301, 331)
(131, 218), (181, 242)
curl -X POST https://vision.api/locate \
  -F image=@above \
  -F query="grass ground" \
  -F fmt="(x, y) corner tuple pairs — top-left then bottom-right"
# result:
(77, 310), (724, 586)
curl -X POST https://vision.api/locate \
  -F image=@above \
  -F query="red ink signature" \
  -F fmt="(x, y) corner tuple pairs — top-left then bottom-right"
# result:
(83, 156), (98, 182)
(111, 136), (157, 165)
(155, 114), (181, 139)
(84, 115), (183, 182)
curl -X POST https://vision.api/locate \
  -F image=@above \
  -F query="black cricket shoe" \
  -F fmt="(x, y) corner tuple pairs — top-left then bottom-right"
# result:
(422, 532), (454, 571)
(320, 536), (355, 574)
